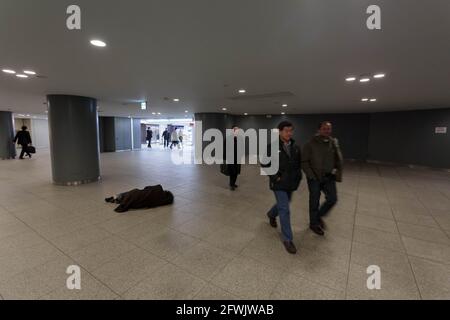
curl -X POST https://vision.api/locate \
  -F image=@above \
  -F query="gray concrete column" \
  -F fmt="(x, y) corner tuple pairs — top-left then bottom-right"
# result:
(0, 111), (16, 160)
(47, 95), (100, 185)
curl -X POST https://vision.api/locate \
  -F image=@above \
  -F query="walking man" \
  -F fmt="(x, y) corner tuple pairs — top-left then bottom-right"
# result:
(302, 121), (343, 236)
(13, 126), (32, 159)
(264, 121), (302, 254)
(162, 128), (170, 148)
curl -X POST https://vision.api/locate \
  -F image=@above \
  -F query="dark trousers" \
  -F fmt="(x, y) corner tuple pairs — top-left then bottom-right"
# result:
(19, 144), (31, 158)
(307, 175), (338, 226)
(268, 191), (293, 241)
(164, 139), (169, 148)
(147, 140), (152, 148)
(229, 174), (238, 187)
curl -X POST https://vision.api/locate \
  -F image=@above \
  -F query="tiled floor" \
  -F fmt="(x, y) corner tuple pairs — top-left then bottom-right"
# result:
(0, 147), (449, 300)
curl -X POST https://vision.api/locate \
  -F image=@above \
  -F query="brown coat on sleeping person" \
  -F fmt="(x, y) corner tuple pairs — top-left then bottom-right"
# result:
(113, 185), (174, 213)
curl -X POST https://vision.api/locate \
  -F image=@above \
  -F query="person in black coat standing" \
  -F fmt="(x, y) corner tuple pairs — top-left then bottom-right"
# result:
(162, 128), (170, 148)
(224, 126), (242, 191)
(14, 126), (32, 159)
(146, 128), (153, 148)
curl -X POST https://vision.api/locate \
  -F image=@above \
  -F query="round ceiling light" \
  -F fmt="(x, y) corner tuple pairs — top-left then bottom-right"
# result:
(90, 40), (107, 47)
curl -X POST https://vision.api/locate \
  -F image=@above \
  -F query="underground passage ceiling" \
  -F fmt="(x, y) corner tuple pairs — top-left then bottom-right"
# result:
(1, 0), (450, 118)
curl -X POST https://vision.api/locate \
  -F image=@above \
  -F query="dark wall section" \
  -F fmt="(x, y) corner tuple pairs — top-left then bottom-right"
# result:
(0, 111), (16, 160)
(132, 118), (141, 149)
(99, 117), (134, 152)
(235, 114), (369, 160)
(368, 109), (450, 168)
(195, 108), (450, 168)
(114, 117), (132, 151)
(99, 117), (116, 153)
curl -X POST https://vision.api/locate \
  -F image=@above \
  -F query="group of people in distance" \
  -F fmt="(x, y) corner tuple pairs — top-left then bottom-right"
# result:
(223, 121), (343, 254)
(146, 127), (184, 149)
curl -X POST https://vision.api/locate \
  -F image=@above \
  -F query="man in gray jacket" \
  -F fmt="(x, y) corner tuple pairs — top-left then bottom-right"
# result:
(302, 121), (343, 236)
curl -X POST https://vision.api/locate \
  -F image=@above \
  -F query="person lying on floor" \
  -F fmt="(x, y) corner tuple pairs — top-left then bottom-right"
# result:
(105, 184), (174, 213)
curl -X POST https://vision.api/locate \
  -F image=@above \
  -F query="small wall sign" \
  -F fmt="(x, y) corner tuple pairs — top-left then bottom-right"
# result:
(435, 127), (447, 134)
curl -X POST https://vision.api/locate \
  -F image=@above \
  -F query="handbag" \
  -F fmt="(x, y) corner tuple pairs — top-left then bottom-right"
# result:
(27, 145), (36, 154)
(220, 163), (229, 176)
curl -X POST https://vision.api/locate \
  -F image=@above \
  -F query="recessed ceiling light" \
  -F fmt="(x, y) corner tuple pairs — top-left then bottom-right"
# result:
(244, 113), (248, 115)
(173, 98), (180, 102)
(152, 112), (156, 115)
(90, 40), (107, 47)
(23, 70), (36, 75)
(16, 74), (28, 78)
(345, 77), (357, 82)
(185, 110), (188, 113)
(222, 107), (227, 111)
(141, 102), (147, 110)
(359, 77), (371, 83)
(361, 98), (369, 102)
(157, 112), (161, 115)
(281, 112), (286, 115)
(26, 114), (30, 117)
(238, 89), (246, 94)
(370, 98), (377, 102)
(282, 104), (288, 107)
(2, 69), (16, 74)
(373, 73), (385, 79)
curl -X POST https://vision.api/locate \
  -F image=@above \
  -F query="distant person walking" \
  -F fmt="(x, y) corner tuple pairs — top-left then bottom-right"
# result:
(14, 126), (32, 159)
(178, 129), (183, 148)
(170, 129), (180, 149)
(146, 128), (153, 148)
(223, 126), (242, 191)
(162, 128), (170, 148)
(302, 121), (343, 236)
(263, 121), (302, 254)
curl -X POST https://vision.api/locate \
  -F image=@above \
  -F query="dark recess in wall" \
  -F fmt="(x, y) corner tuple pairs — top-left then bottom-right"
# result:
(195, 108), (450, 169)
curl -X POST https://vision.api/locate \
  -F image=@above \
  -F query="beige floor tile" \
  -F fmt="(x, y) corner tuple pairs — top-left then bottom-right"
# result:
(91, 248), (168, 294)
(68, 236), (137, 271)
(50, 225), (112, 253)
(397, 222), (450, 245)
(346, 263), (420, 300)
(172, 242), (235, 280)
(355, 214), (398, 234)
(0, 256), (75, 300)
(353, 226), (405, 252)
(211, 256), (284, 299)
(204, 225), (256, 254)
(271, 273), (345, 300)
(409, 256), (450, 299)
(122, 264), (206, 300)
(193, 284), (238, 300)
(350, 242), (412, 276)
(401, 236), (450, 264)
(40, 272), (119, 300)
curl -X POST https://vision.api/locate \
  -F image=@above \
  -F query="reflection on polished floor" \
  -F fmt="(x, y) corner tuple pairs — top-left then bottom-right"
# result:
(0, 148), (449, 300)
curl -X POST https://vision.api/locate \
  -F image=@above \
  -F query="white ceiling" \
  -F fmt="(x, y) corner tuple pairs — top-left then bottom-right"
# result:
(1, 0), (450, 119)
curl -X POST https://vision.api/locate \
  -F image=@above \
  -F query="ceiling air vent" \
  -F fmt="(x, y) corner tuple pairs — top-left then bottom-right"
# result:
(228, 91), (294, 101)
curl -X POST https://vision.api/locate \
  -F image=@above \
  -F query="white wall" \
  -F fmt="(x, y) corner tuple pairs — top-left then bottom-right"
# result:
(30, 118), (49, 149)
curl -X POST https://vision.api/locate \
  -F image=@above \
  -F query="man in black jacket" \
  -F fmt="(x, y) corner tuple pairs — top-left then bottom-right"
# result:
(13, 126), (32, 159)
(263, 121), (302, 254)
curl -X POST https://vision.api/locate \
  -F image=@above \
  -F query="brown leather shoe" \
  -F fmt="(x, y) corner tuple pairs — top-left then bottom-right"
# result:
(283, 241), (297, 254)
(310, 224), (325, 236)
(267, 212), (277, 228)
(319, 218), (326, 230)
